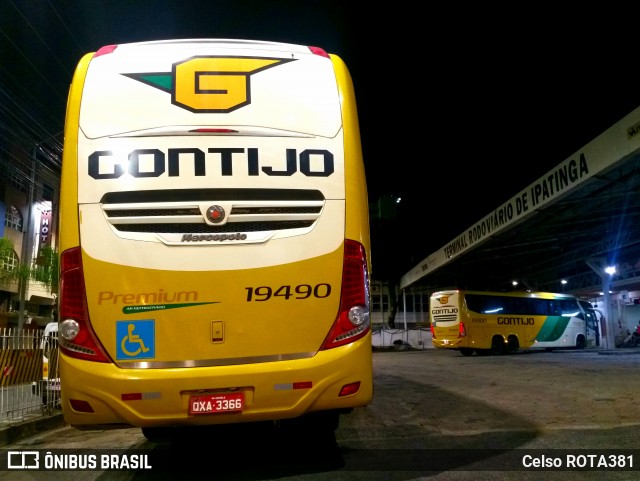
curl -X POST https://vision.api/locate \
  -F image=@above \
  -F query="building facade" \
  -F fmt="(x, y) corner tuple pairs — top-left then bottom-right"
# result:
(0, 151), (59, 329)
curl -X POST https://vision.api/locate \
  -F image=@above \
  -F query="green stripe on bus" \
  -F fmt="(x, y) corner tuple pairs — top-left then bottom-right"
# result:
(535, 316), (571, 342)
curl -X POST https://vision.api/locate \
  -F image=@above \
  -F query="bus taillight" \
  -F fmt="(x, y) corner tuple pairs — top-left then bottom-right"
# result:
(459, 322), (467, 338)
(59, 247), (111, 363)
(430, 324), (436, 339)
(321, 239), (370, 350)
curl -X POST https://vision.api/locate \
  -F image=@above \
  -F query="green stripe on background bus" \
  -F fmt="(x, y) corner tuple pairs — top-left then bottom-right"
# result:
(535, 316), (571, 342)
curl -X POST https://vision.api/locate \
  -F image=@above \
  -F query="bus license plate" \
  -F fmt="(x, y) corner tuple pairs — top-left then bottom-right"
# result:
(189, 393), (244, 415)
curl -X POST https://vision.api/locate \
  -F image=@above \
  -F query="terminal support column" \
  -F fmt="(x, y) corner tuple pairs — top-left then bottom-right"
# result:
(586, 257), (616, 350)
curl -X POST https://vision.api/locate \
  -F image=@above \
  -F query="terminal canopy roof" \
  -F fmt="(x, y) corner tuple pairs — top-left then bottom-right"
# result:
(400, 105), (640, 300)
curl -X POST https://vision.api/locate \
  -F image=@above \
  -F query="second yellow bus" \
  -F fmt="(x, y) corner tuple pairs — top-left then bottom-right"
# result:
(430, 290), (600, 355)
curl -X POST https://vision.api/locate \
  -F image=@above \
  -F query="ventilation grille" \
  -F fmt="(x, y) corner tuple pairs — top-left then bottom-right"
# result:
(110, 220), (315, 234)
(432, 313), (458, 323)
(100, 188), (324, 235)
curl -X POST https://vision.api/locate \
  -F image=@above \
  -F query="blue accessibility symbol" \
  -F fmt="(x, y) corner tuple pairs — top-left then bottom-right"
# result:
(116, 320), (155, 360)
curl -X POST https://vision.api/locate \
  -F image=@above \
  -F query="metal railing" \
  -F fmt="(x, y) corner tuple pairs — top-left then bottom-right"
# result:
(371, 324), (433, 349)
(0, 327), (61, 427)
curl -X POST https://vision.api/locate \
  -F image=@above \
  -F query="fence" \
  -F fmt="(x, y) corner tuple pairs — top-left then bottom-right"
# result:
(0, 327), (60, 427)
(371, 325), (433, 349)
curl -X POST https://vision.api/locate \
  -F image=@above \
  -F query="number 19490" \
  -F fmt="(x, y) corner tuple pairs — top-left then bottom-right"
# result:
(245, 284), (331, 301)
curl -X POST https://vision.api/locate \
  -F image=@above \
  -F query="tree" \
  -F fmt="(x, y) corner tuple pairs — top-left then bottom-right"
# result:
(0, 237), (58, 293)
(32, 244), (59, 294)
(0, 237), (29, 284)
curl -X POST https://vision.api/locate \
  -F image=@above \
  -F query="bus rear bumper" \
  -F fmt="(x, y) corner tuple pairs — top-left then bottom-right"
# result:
(59, 335), (373, 429)
(432, 339), (466, 349)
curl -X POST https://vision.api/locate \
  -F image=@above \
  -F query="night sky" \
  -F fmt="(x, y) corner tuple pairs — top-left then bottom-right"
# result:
(2, 1), (640, 278)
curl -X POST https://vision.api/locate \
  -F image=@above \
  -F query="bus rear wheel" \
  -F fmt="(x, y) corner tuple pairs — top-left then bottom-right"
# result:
(490, 336), (505, 355)
(576, 335), (586, 349)
(506, 335), (519, 354)
(460, 348), (474, 356)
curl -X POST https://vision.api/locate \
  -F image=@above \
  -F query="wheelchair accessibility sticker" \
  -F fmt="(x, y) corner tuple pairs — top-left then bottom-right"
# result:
(116, 320), (155, 360)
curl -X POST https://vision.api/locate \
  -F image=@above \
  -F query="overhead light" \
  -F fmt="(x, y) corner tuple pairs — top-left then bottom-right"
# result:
(561, 279), (567, 285)
(605, 265), (616, 275)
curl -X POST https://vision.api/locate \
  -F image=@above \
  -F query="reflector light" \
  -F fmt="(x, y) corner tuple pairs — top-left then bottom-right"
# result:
(292, 381), (312, 390)
(70, 399), (94, 413)
(122, 393), (143, 401)
(339, 381), (361, 397)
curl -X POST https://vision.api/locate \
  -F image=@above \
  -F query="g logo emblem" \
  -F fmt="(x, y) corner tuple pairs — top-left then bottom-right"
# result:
(125, 56), (294, 113)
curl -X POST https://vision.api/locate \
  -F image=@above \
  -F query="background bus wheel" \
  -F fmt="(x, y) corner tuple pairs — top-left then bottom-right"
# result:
(576, 335), (586, 349)
(506, 335), (519, 354)
(460, 348), (474, 356)
(490, 336), (505, 355)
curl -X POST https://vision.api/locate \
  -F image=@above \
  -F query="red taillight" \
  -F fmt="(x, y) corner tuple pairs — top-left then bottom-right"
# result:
(430, 324), (436, 339)
(93, 45), (117, 58)
(321, 240), (370, 350)
(59, 247), (111, 362)
(60, 248), (85, 319)
(458, 322), (467, 338)
(308, 46), (329, 58)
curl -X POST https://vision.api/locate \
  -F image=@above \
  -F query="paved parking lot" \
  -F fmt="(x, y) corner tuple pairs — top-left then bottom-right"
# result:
(2, 347), (640, 480)
(366, 347), (640, 433)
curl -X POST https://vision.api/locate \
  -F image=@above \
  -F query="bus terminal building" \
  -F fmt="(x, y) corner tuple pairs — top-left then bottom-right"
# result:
(373, 103), (640, 351)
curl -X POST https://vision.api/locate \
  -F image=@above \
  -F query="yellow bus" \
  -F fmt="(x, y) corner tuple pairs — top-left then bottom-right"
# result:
(58, 39), (372, 440)
(430, 290), (599, 356)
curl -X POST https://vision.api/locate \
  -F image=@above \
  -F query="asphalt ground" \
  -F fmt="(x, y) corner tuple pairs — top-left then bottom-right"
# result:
(2, 344), (640, 481)
(2, 347), (640, 480)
